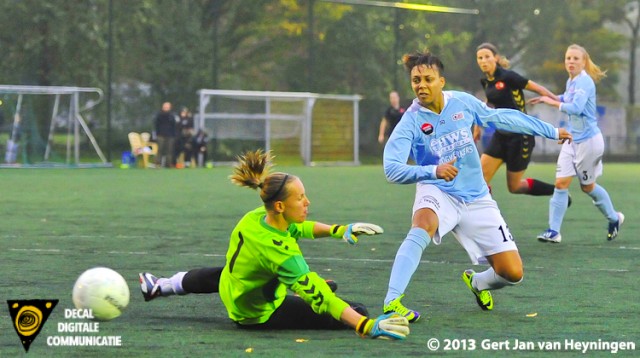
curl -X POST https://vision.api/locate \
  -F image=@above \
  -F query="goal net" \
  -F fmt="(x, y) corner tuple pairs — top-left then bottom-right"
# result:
(0, 85), (109, 168)
(196, 89), (361, 165)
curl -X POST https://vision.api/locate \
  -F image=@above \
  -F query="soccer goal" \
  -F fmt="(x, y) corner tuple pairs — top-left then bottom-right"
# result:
(0, 85), (109, 168)
(196, 89), (361, 166)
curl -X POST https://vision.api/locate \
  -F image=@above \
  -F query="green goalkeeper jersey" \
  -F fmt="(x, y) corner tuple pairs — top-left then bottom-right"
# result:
(219, 206), (349, 325)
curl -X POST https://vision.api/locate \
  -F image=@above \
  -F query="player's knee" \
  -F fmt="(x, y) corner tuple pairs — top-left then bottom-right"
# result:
(497, 267), (523, 284)
(580, 184), (595, 194)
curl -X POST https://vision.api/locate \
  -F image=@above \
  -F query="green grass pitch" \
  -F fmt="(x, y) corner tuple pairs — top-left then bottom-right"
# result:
(0, 163), (638, 357)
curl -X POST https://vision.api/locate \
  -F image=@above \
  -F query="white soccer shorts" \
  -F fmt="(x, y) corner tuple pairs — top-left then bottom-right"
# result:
(556, 132), (604, 185)
(412, 183), (518, 265)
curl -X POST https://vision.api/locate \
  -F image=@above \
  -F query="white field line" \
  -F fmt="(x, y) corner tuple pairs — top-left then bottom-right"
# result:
(7, 247), (636, 272)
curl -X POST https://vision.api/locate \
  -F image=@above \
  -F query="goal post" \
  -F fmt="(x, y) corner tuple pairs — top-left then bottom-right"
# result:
(196, 89), (361, 166)
(0, 85), (109, 168)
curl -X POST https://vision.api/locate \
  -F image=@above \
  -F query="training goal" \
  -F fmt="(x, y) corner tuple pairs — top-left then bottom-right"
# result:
(0, 85), (109, 168)
(196, 89), (361, 166)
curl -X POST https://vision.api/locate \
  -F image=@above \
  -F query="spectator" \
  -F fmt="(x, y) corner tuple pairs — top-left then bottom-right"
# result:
(378, 91), (406, 144)
(153, 102), (177, 168)
(190, 129), (209, 167)
(175, 107), (194, 167)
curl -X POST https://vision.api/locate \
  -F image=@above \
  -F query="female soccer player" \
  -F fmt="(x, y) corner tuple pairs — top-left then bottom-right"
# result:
(139, 149), (409, 340)
(475, 42), (558, 197)
(381, 51), (572, 322)
(529, 44), (624, 243)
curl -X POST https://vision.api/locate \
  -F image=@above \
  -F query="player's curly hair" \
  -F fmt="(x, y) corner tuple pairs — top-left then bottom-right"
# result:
(402, 50), (445, 76)
(229, 149), (293, 207)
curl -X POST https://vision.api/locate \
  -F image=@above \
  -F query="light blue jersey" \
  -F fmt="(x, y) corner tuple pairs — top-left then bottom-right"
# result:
(384, 91), (559, 203)
(558, 70), (601, 143)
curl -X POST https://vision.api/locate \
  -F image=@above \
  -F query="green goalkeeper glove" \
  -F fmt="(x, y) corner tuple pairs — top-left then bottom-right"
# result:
(330, 223), (384, 245)
(356, 313), (410, 340)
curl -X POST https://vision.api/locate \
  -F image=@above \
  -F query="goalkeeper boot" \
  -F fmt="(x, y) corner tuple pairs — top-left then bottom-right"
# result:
(461, 270), (493, 311)
(536, 229), (561, 243)
(383, 294), (421, 323)
(607, 212), (625, 241)
(139, 272), (178, 302)
(139, 272), (161, 302)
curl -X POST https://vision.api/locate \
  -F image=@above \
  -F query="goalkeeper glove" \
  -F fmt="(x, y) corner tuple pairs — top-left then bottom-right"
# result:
(356, 313), (410, 340)
(330, 223), (384, 245)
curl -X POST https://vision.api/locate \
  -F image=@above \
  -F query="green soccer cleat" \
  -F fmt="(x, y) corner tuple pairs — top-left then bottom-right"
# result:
(383, 294), (421, 323)
(461, 270), (493, 311)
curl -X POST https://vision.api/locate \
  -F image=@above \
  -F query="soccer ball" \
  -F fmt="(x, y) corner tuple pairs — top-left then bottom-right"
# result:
(72, 267), (130, 321)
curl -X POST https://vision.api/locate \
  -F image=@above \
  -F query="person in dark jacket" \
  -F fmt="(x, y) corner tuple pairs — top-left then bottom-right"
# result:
(153, 102), (177, 168)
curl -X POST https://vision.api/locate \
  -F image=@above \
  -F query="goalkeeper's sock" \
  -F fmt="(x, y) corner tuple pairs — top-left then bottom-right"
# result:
(156, 272), (187, 296)
(587, 184), (619, 222)
(471, 267), (521, 291)
(384, 228), (430, 305)
(549, 188), (569, 232)
(182, 267), (222, 293)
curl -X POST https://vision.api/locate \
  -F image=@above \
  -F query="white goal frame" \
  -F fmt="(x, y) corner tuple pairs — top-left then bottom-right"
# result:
(197, 89), (361, 166)
(0, 85), (108, 168)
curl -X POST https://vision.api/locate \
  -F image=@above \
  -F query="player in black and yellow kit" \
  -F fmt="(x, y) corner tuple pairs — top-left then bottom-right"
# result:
(475, 43), (559, 199)
(139, 150), (409, 340)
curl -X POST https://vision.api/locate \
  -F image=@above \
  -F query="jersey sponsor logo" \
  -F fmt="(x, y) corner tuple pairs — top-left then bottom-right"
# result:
(429, 128), (473, 154)
(421, 122), (434, 135)
(452, 112), (464, 121)
(496, 81), (505, 90)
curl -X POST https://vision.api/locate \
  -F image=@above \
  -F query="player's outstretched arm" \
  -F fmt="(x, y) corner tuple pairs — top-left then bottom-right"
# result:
(311, 222), (383, 244)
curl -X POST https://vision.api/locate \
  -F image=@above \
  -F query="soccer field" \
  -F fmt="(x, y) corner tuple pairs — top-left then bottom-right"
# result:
(1, 164), (638, 357)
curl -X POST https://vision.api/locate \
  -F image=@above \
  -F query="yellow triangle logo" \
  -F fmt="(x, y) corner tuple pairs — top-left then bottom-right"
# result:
(7, 299), (58, 352)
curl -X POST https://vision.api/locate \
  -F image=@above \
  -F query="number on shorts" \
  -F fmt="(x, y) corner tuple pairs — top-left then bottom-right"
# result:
(498, 225), (513, 242)
(582, 170), (588, 181)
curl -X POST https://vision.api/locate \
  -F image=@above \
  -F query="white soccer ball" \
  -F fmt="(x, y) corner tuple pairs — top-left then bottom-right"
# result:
(72, 267), (130, 321)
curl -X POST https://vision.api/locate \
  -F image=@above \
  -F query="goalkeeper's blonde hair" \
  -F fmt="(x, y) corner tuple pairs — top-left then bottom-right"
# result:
(229, 149), (293, 208)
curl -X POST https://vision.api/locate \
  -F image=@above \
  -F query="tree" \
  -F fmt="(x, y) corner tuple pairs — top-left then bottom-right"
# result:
(606, 0), (640, 105)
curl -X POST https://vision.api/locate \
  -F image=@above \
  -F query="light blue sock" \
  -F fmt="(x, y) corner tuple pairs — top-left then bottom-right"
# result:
(587, 184), (618, 222)
(549, 188), (569, 232)
(384, 227), (430, 305)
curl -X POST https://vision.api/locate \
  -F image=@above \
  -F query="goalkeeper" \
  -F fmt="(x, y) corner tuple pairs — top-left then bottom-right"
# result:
(139, 149), (409, 340)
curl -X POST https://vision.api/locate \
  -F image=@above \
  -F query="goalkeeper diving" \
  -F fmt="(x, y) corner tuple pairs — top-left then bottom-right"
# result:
(139, 149), (409, 340)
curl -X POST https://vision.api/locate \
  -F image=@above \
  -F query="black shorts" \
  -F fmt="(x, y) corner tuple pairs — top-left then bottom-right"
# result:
(483, 131), (535, 172)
